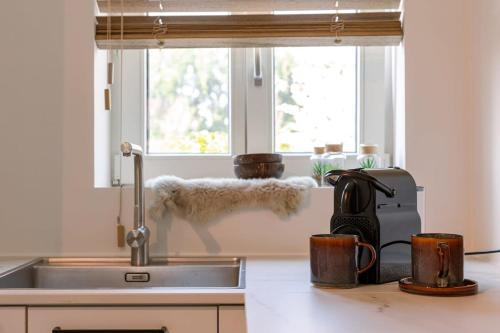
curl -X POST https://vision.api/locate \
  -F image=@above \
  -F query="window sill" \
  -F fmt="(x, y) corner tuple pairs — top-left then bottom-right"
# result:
(106, 153), (391, 187)
(95, 183), (336, 192)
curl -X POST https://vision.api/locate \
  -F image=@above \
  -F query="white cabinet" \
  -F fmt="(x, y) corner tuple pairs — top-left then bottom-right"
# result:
(0, 307), (25, 333)
(219, 306), (247, 333)
(22, 304), (246, 332)
(28, 307), (217, 333)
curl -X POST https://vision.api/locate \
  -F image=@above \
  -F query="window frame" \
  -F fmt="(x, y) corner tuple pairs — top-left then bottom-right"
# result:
(112, 46), (392, 184)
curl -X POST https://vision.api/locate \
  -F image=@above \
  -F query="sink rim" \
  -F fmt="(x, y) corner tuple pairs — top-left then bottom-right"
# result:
(0, 256), (246, 290)
(38, 256), (243, 266)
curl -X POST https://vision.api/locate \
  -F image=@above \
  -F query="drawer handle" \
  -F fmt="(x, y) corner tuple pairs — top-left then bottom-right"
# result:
(52, 327), (168, 333)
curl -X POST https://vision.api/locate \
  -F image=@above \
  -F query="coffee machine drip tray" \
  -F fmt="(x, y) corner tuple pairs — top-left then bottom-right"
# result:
(380, 263), (411, 284)
(378, 241), (413, 283)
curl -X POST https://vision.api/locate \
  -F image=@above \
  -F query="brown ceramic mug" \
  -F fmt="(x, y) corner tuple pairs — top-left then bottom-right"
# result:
(310, 234), (377, 288)
(411, 233), (464, 288)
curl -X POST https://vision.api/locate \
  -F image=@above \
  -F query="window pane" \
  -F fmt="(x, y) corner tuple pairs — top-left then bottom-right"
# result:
(148, 49), (230, 154)
(274, 47), (357, 153)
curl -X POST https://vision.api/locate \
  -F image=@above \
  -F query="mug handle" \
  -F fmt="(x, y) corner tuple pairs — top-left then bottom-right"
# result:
(356, 242), (377, 274)
(437, 242), (450, 287)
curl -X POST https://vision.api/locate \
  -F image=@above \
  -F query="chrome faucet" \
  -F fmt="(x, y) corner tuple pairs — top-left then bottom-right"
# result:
(120, 142), (150, 266)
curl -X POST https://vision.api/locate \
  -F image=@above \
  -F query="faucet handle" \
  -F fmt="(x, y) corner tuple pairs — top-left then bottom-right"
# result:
(126, 226), (150, 248)
(121, 142), (143, 157)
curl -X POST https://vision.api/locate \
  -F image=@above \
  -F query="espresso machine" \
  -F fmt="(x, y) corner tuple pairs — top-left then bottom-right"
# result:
(325, 168), (421, 284)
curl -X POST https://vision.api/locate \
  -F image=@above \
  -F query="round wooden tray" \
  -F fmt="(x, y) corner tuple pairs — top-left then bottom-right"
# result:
(399, 277), (478, 297)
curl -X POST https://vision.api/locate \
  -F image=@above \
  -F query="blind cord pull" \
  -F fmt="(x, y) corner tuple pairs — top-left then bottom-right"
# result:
(330, 0), (344, 44)
(254, 48), (263, 86)
(153, 0), (168, 48)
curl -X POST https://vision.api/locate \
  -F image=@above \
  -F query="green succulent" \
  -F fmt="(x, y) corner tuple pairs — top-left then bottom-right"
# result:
(360, 157), (377, 169)
(311, 162), (325, 185)
(312, 161), (326, 177)
(313, 161), (343, 185)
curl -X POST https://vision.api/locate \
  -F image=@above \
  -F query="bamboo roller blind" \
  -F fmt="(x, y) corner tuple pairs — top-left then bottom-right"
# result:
(97, 0), (401, 13)
(95, 1), (403, 49)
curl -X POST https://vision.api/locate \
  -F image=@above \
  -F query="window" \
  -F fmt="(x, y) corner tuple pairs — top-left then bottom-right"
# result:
(108, 47), (393, 184)
(274, 47), (357, 153)
(147, 49), (230, 155)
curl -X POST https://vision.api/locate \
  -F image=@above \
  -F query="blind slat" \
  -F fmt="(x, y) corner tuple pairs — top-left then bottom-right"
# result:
(95, 13), (403, 49)
(96, 36), (401, 49)
(97, 0), (401, 14)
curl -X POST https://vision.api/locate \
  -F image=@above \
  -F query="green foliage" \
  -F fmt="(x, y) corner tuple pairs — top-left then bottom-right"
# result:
(360, 157), (377, 169)
(148, 49), (229, 154)
(312, 161), (342, 185)
(312, 161), (326, 178)
(146, 47), (356, 154)
(312, 161), (326, 185)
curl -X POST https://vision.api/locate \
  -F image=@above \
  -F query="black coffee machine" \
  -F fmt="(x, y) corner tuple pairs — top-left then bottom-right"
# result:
(325, 168), (421, 284)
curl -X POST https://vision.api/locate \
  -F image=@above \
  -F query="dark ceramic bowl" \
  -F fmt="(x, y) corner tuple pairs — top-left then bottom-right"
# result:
(233, 153), (282, 165)
(234, 162), (285, 179)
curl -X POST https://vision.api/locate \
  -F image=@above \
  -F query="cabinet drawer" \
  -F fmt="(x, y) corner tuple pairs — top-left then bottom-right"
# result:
(28, 307), (217, 333)
(219, 306), (247, 333)
(0, 307), (25, 333)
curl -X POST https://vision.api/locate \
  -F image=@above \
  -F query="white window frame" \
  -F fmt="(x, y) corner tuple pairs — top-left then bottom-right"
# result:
(111, 46), (393, 184)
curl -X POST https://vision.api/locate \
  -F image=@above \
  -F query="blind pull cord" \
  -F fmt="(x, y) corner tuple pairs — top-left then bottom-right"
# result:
(330, 0), (344, 44)
(106, 0), (113, 85)
(153, 0), (168, 48)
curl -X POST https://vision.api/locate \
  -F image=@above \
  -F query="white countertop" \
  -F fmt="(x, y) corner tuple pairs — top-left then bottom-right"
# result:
(1, 256), (500, 333)
(244, 256), (500, 333)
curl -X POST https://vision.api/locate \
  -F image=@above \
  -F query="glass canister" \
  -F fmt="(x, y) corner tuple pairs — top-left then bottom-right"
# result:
(310, 146), (326, 186)
(323, 144), (346, 174)
(357, 144), (382, 169)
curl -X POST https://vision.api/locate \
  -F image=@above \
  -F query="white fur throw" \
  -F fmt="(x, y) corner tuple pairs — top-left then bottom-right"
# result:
(148, 176), (317, 222)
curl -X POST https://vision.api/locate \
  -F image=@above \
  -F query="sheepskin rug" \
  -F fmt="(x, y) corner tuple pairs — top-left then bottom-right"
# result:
(148, 175), (317, 222)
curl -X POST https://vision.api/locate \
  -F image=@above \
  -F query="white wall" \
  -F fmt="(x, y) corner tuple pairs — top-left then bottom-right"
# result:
(1, 0), (498, 256)
(0, 0), (64, 254)
(404, 0), (500, 252)
(466, 0), (500, 252)
(404, 0), (472, 244)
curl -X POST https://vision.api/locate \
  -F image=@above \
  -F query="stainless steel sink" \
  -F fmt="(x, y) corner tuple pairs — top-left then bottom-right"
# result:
(0, 257), (245, 289)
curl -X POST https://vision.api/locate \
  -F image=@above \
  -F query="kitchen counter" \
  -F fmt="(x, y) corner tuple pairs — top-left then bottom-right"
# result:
(244, 256), (500, 333)
(1, 256), (499, 333)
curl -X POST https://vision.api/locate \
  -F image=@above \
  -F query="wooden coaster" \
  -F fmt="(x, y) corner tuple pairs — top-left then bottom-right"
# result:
(399, 277), (478, 297)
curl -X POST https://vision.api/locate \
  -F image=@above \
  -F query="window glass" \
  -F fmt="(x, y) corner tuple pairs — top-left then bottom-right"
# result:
(274, 47), (357, 153)
(148, 49), (230, 154)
